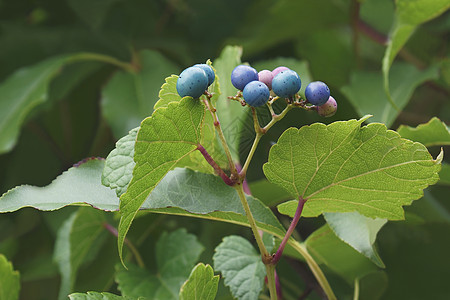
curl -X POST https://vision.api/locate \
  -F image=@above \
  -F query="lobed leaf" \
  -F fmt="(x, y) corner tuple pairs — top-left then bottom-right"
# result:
(179, 263), (219, 300)
(118, 97), (205, 261)
(0, 254), (20, 300)
(397, 117), (450, 147)
(213, 236), (266, 300)
(266, 117), (441, 220)
(0, 158), (119, 213)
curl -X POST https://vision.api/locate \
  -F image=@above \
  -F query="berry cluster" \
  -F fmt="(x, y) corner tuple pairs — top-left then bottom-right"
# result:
(176, 64), (215, 99)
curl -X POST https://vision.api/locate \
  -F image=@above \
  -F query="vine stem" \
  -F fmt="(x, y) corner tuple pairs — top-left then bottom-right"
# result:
(353, 278), (360, 300)
(197, 144), (234, 186)
(266, 264), (278, 300)
(66, 52), (138, 72)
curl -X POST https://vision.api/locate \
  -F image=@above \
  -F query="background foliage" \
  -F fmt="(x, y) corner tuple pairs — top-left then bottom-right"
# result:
(0, 0), (449, 299)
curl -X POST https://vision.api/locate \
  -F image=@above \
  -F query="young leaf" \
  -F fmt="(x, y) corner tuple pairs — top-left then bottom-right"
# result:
(0, 158), (119, 213)
(382, 0), (449, 107)
(324, 212), (387, 267)
(397, 117), (450, 147)
(69, 291), (138, 300)
(213, 236), (266, 300)
(305, 225), (379, 283)
(102, 127), (139, 197)
(54, 207), (107, 300)
(266, 117), (441, 220)
(118, 97), (205, 262)
(341, 63), (439, 127)
(0, 254), (20, 300)
(179, 263), (219, 300)
(101, 50), (179, 138)
(154, 75), (182, 110)
(116, 229), (204, 300)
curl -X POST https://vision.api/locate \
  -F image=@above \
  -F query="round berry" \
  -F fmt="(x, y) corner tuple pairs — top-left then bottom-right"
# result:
(231, 65), (258, 91)
(243, 81), (270, 107)
(258, 70), (274, 90)
(305, 81), (330, 106)
(194, 64), (215, 86)
(317, 96), (337, 117)
(272, 66), (290, 78)
(271, 70), (301, 98)
(176, 66), (209, 98)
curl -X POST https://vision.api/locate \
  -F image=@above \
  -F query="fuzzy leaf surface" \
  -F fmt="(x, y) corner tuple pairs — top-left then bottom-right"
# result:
(324, 212), (387, 267)
(102, 127), (138, 197)
(266, 117), (441, 220)
(0, 158), (119, 213)
(118, 97), (205, 261)
(116, 229), (204, 300)
(213, 236), (266, 300)
(0, 254), (20, 300)
(179, 263), (219, 300)
(69, 292), (138, 300)
(397, 117), (450, 147)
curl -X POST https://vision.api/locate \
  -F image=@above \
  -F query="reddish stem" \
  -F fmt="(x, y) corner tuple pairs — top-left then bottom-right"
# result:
(271, 196), (307, 265)
(235, 163), (251, 194)
(197, 144), (235, 186)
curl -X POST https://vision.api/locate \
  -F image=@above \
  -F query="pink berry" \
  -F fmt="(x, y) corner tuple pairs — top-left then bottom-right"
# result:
(317, 96), (337, 117)
(258, 70), (274, 90)
(272, 66), (290, 78)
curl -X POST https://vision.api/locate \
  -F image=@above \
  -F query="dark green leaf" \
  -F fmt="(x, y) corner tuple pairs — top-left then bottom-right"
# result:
(0, 254), (20, 300)
(69, 291), (138, 300)
(179, 263), (219, 300)
(66, 0), (122, 29)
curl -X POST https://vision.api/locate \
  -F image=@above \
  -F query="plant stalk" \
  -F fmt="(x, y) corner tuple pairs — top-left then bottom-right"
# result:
(266, 264), (278, 300)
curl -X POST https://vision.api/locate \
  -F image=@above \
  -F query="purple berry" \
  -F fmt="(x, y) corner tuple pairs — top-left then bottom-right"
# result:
(243, 81), (270, 107)
(258, 70), (274, 90)
(271, 70), (301, 98)
(194, 64), (215, 86)
(176, 66), (209, 98)
(317, 96), (337, 117)
(231, 65), (259, 91)
(305, 81), (330, 106)
(272, 66), (290, 78)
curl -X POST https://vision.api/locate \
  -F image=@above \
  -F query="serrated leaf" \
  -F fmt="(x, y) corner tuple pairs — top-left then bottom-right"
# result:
(0, 158), (119, 213)
(118, 97), (205, 261)
(0, 55), (70, 154)
(101, 50), (179, 138)
(54, 207), (107, 300)
(154, 75), (182, 110)
(266, 117), (441, 220)
(142, 168), (284, 236)
(179, 263), (219, 300)
(305, 225), (379, 283)
(214, 45), (246, 162)
(324, 212), (387, 267)
(213, 236), (266, 300)
(102, 128), (138, 197)
(382, 0), (449, 108)
(397, 117), (450, 147)
(69, 291), (138, 300)
(342, 63), (439, 127)
(0, 254), (20, 300)
(116, 229), (204, 300)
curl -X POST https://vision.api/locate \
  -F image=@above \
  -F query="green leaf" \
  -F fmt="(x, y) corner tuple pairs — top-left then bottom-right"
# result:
(213, 235), (266, 300)
(0, 254), (20, 300)
(66, 0), (122, 29)
(0, 158), (119, 213)
(154, 75), (182, 110)
(214, 45), (246, 162)
(305, 225), (379, 283)
(101, 50), (179, 138)
(102, 128), (138, 197)
(438, 163), (450, 186)
(116, 229), (204, 300)
(342, 63), (439, 127)
(69, 291), (138, 300)
(266, 116), (441, 220)
(118, 97), (205, 262)
(54, 207), (107, 300)
(179, 263), (219, 300)
(248, 179), (292, 207)
(324, 212), (387, 267)
(407, 190), (450, 223)
(397, 117), (450, 147)
(0, 55), (70, 154)
(142, 168), (284, 236)
(382, 0), (450, 108)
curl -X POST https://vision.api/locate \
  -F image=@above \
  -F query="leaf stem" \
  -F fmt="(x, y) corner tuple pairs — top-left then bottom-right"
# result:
(353, 278), (360, 300)
(271, 196), (306, 265)
(67, 52), (138, 73)
(197, 144), (235, 186)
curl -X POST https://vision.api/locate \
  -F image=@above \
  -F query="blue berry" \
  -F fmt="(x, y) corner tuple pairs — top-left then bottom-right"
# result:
(231, 65), (258, 91)
(271, 70), (301, 98)
(305, 81), (330, 106)
(317, 96), (337, 117)
(258, 70), (274, 90)
(194, 64), (215, 86)
(272, 66), (290, 78)
(176, 66), (209, 98)
(243, 81), (270, 107)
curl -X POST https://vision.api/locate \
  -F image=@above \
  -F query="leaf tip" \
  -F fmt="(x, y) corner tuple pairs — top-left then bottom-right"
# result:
(435, 148), (444, 164)
(359, 114), (373, 123)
